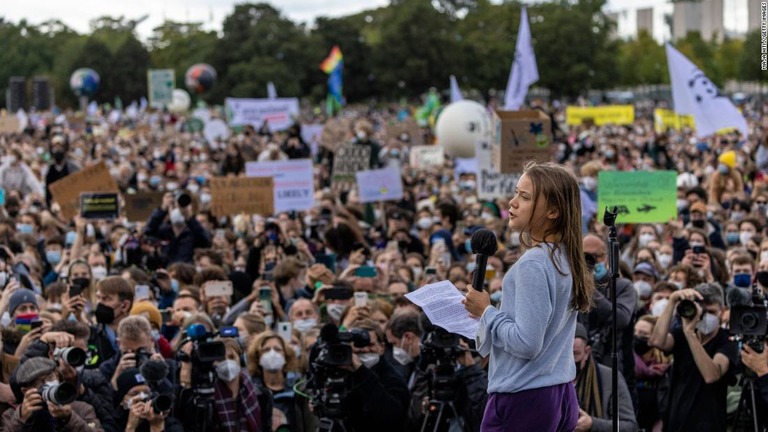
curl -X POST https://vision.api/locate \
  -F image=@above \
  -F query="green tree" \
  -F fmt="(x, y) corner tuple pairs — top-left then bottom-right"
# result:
(617, 30), (667, 85)
(148, 21), (219, 89)
(112, 36), (150, 103)
(738, 30), (766, 82)
(715, 38), (743, 82)
(675, 31), (720, 85)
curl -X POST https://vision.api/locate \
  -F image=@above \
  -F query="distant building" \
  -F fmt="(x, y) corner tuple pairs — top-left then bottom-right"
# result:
(672, 1), (703, 40)
(637, 7), (654, 35)
(701, 0), (724, 42)
(747, 0), (763, 31)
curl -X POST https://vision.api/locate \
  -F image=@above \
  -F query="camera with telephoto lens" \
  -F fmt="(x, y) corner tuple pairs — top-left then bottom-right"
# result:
(53, 347), (86, 367)
(306, 325), (370, 419)
(677, 299), (705, 320)
(134, 347), (151, 369)
(137, 392), (173, 414)
(729, 286), (768, 354)
(175, 191), (192, 208)
(39, 381), (78, 406)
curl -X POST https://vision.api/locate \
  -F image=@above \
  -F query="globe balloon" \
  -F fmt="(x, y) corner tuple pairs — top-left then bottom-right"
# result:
(435, 100), (492, 158)
(70, 68), (101, 98)
(185, 64), (217, 94)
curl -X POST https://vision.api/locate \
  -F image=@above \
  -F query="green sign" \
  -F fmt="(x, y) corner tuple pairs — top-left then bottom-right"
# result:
(147, 69), (175, 108)
(597, 171), (677, 224)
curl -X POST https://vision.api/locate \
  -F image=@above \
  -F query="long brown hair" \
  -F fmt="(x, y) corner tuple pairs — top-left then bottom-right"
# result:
(520, 161), (594, 312)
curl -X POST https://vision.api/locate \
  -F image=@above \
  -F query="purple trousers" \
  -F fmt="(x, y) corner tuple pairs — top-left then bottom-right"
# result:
(481, 383), (579, 432)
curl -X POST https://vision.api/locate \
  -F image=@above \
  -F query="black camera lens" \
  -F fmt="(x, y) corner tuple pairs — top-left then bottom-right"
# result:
(56, 347), (86, 368)
(176, 191), (192, 208)
(39, 382), (78, 406)
(740, 312), (759, 331)
(151, 394), (172, 413)
(676, 299), (699, 320)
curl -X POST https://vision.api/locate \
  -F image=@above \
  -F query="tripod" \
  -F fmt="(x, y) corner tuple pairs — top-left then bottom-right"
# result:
(420, 399), (463, 432)
(192, 386), (216, 432)
(603, 207), (620, 432)
(732, 374), (764, 432)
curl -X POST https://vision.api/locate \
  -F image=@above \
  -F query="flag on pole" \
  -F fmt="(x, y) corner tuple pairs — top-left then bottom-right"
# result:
(267, 82), (277, 100)
(449, 75), (464, 103)
(665, 44), (747, 138)
(320, 46), (344, 116)
(504, 7), (539, 110)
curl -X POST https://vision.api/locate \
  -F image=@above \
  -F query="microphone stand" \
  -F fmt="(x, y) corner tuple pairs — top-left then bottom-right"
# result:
(603, 207), (619, 432)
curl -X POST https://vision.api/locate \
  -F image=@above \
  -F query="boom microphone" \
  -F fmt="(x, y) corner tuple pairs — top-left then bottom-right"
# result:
(727, 287), (752, 308)
(470, 229), (498, 292)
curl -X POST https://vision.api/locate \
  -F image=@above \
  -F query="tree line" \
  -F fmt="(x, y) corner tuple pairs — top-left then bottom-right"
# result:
(0, 0), (764, 110)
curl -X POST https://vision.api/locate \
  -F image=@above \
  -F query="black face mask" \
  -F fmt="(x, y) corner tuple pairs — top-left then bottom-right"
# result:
(756, 271), (768, 287)
(398, 240), (410, 250)
(71, 278), (90, 292)
(633, 336), (652, 356)
(691, 219), (706, 229)
(95, 303), (116, 325)
(52, 151), (66, 163)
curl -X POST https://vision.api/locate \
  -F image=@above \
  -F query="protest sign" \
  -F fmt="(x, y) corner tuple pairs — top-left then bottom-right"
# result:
(209, 177), (275, 217)
(0, 116), (20, 133)
(49, 162), (119, 220)
(476, 140), (519, 200)
(356, 166), (404, 203)
(124, 192), (164, 222)
(565, 105), (635, 126)
(80, 193), (120, 219)
(225, 98), (299, 132)
(245, 159), (315, 212)
(597, 171), (677, 224)
(320, 118), (352, 150)
(300, 124), (324, 156)
(385, 118), (423, 145)
(147, 69), (175, 108)
(409, 146), (444, 169)
(332, 144), (371, 191)
(492, 110), (553, 174)
(653, 108), (696, 133)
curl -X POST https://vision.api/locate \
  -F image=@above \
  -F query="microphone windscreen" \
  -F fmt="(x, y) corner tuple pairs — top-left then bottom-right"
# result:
(726, 287), (752, 308)
(140, 359), (169, 383)
(471, 229), (498, 256)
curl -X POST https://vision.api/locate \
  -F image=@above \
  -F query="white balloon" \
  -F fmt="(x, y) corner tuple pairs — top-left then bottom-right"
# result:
(204, 119), (230, 144)
(435, 100), (492, 158)
(167, 89), (191, 113)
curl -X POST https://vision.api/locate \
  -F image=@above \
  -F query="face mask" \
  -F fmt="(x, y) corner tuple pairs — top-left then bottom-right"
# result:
(47, 302), (62, 312)
(633, 281), (653, 299)
(149, 176), (162, 187)
(294, 318), (317, 333)
(481, 212), (495, 222)
(691, 219), (706, 229)
(86, 224), (96, 238)
(358, 353), (380, 369)
(726, 233), (740, 245)
(326, 304), (346, 321)
(393, 340), (413, 366)
(633, 336), (652, 356)
(215, 359), (241, 382)
(466, 262), (477, 274)
(187, 183), (200, 194)
(696, 313), (720, 335)
(417, 217), (433, 230)
(92, 266), (108, 281)
(676, 199), (689, 211)
(170, 208), (185, 225)
(137, 173), (148, 183)
(200, 193), (211, 204)
(170, 279), (180, 292)
(731, 211), (745, 222)
(411, 266), (423, 280)
(657, 253), (672, 268)
(651, 299), (669, 317)
(356, 131), (367, 140)
(638, 233), (655, 247)
(740, 231), (754, 247)
(259, 349), (286, 371)
(490, 291), (503, 303)
(594, 262), (608, 281)
(151, 330), (160, 341)
(464, 239), (473, 254)
(52, 150), (66, 163)
(718, 163), (729, 174)
(582, 176), (597, 191)
(95, 303), (116, 325)
(733, 273), (752, 288)
(604, 150), (616, 159)
(16, 224), (34, 234)
(46, 250), (62, 265)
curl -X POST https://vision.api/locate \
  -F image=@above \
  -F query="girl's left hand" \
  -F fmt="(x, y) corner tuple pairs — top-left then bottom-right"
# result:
(463, 285), (490, 318)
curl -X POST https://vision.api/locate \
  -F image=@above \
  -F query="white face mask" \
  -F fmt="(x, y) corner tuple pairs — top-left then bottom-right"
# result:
(696, 313), (720, 335)
(740, 231), (754, 247)
(91, 266), (108, 281)
(292, 345), (302, 359)
(215, 359), (241, 382)
(651, 299), (669, 317)
(582, 176), (597, 191)
(411, 267), (423, 280)
(293, 318), (317, 333)
(761, 251), (768, 263)
(633, 281), (653, 299)
(358, 353), (380, 369)
(657, 253), (672, 268)
(326, 304), (346, 321)
(0, 271), (7, 288)
(638, 233), (655, 247)
(392, 339), (413, 366)
(170, 208), (185, 225)
(259, 348), (286, 371)
(417, 217), (433, 230)
(356, 131), (367, 140)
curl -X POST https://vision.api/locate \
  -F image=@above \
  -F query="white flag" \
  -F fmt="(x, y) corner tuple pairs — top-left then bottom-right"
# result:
(504, 7), (539, 110)
(665, 43), (747, 138)
(450, 75), (464, 103)
(267, 82), (278, 100)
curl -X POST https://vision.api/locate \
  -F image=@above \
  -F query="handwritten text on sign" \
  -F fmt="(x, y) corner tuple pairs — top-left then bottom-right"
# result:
(209, 177), (275, 217)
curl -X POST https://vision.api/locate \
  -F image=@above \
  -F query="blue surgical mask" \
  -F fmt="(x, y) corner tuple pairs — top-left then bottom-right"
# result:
(490, 291), (503, 303)
(65, 231), (77, 247)
(46, 250), (62, 265)
(718, 164), (729, 174)
(594, 262), (608, 281)
(149, 175), (162, 187)
(171, 278), (179, 292)
(734, 273), (752, 288)
(726, 232), (740, 245)
(465, 239), (473, 254)
(16, 224), (34, 234)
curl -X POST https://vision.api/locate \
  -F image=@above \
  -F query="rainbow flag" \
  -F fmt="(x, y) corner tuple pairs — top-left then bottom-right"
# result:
(320, 46), (343, 74)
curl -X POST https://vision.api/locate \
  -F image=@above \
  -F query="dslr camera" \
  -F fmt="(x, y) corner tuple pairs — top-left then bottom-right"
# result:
(53, 347), (87, 368)
(39, 381), (78, 406)
(729, 287), (768, 353)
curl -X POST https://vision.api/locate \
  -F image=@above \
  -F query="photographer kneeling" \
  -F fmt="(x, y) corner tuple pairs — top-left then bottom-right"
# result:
(649, 283), (738, 431)
(115, 368), (182, 432)
(4, 357), (102, 431)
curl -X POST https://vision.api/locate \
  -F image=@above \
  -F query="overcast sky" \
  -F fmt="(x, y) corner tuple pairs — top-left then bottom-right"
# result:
(2, 0), (745, 42)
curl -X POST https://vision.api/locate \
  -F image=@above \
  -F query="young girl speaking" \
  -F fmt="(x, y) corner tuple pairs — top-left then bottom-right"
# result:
(463, 161), (595, 432)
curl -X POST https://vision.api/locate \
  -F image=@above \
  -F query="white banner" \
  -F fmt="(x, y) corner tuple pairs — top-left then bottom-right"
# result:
(476, 140), (519, 200)
(409, 146), (444, 169)
(356, 165), (404, 203)
(225, 97), (299, 132)
(245, 159), (315, 212)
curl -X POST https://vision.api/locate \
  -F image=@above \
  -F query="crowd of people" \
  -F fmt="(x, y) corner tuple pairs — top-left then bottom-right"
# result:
(0, 95), (765, 432)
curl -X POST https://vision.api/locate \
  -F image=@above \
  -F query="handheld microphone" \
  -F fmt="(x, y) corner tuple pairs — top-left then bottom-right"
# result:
(470, 229), (498, 292)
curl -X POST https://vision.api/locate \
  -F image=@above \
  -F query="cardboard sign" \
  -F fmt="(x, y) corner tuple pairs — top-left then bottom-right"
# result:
(475, 140), (519, 200)
(356, 166), (404, 203)
(320, 118), (352, 150)
(565, 105), (635, 126)
(654, 108), (696, 133)
(332, 144), (371, 192)
(49, 162), (119, 220)
(245, 159), (315, 213)
(492, 110), (553, 174)
(597, 171), (677, 224)
(0, 117), (20, 133)
(124, 192), (164, 222)
(209, 177), (275, 217)
(385, 118), (423, 145)
(409, 146), (444, 169)
(225, 97), (299, 132)
(80, 193), (120, 219)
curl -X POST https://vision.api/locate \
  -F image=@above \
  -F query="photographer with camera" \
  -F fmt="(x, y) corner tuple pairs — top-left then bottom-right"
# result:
(649, 283), (739, 431)
(3, 357), (102, 431)
(741, 341), (768, 427)
(115, 368), (182, 432)
(143, 192), (211, 266)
